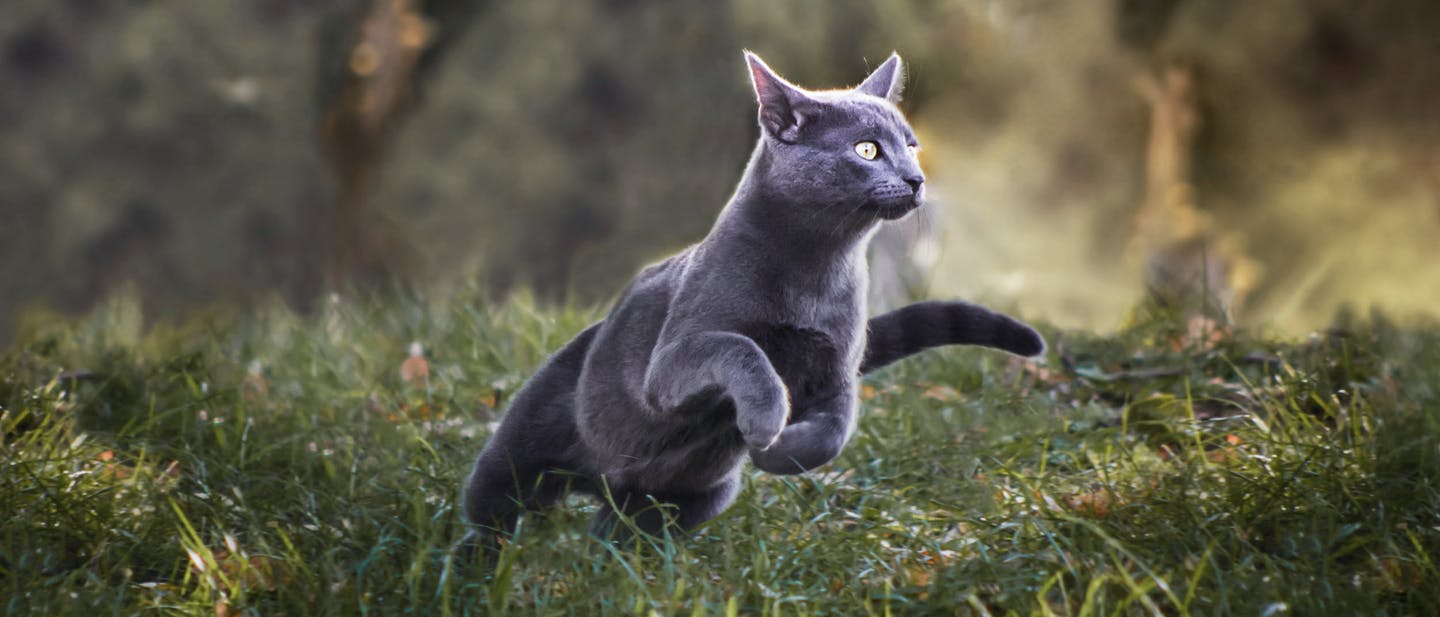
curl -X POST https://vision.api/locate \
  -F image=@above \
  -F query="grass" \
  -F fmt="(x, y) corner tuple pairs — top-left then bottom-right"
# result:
(2, 287), (1438, 615)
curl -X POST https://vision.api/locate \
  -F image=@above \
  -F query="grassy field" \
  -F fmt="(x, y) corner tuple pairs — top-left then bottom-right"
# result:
(2, 288), (1438, 615)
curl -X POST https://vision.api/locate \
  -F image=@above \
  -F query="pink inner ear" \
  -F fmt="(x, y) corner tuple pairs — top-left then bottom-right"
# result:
(744, 53), (812, 141)
(747, 54), (785, 105)
(751, 70), (775, 102)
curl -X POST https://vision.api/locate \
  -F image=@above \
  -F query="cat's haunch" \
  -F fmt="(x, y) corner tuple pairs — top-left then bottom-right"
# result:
(459, 52), (1043, 554)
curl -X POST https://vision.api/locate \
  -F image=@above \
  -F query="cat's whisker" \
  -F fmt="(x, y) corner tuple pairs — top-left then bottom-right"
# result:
(826, 205), (861, 240)
(801, 199), (851, 230)
(831, 201), (869, 241)
(801, 200), (843, 223)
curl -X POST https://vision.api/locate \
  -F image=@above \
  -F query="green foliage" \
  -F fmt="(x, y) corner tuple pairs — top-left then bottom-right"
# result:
(2, 293), (1437, 615)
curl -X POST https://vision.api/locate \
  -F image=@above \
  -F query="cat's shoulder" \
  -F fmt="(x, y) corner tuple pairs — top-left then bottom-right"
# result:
(630, 248), (693, 291)
(604, 247), (695, 319)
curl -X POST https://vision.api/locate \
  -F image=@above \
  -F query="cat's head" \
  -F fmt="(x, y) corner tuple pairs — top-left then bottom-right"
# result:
(745, 52), (925, 225)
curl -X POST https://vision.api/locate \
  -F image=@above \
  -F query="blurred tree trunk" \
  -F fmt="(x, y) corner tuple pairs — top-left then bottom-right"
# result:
(1130, 62), (1262, 317)
(1129, 63), (1206, 297)
(1116, 0), (1257, 316)
(316, 0), (482, 288)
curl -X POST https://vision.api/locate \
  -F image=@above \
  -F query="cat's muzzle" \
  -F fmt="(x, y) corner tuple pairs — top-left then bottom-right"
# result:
(869, 185), (923, 220)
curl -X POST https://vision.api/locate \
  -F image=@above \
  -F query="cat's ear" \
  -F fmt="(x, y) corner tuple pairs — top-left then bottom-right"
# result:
(857, 53), (905, 103)
(745, 51), (815, 143)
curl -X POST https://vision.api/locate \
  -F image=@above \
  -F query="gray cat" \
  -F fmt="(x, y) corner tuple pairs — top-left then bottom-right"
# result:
(460, 52), (1044, 549)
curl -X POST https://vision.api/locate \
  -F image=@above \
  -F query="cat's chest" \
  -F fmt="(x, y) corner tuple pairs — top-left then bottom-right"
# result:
(774, 256), (866, 328)
(738, 322), (852, 406)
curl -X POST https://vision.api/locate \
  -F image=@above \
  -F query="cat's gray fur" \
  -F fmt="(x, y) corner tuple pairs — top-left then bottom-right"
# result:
(460, 52), (1044, 548)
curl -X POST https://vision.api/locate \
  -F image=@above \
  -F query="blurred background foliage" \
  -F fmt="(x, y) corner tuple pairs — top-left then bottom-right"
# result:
(3, 0), (1439, 342)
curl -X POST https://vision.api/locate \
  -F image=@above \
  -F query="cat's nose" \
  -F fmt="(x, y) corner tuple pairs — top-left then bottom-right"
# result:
(904, 175), (925, 192)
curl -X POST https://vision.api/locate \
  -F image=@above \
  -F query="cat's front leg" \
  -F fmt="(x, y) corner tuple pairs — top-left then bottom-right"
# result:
(748, 388), (857, 475)
(643, 331), (790, 450)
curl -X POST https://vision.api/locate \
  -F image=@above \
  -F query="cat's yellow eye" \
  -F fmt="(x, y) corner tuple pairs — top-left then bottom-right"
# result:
(854, 141), (879, 160)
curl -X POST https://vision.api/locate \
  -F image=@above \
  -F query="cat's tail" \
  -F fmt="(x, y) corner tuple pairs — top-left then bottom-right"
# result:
(860, 300), (1045, 375)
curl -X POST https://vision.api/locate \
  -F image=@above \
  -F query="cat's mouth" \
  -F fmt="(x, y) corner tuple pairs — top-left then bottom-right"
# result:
(868, 186), (922, 220)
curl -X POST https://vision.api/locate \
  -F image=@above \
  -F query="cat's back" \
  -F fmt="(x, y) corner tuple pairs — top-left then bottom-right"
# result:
(579, 249), (692, 394)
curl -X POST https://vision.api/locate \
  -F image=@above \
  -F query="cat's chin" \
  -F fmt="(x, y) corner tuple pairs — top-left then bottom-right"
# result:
(872, 199), (921, 221)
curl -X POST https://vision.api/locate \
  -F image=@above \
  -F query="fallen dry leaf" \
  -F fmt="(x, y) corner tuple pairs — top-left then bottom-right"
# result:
(1063, 488), (1117, 518)
(400, 341), (429, 385)
(96, 450), (135, 480)
(242, 360), (268, 402)
(1206, 447), (1238, 463)
(1376, 557), (1424, 593)
(860, 384), (878, 401)
(207, 548), (295, 591)
(921, 384), (962, 402)
(907, 565), (932, 588)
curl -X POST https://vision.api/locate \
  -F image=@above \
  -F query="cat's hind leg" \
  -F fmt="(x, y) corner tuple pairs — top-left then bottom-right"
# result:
(456, 323), (602, 561)
(456, 448), (573, 560)
(588, 476), (742, 543)
(461, 448), (570, 531)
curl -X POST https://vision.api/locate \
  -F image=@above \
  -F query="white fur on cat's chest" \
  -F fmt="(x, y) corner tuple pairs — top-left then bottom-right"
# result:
(782, 274), (862, 325)
(778, 254), (868, 365)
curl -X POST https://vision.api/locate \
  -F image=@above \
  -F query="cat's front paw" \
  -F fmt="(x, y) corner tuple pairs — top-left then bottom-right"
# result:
(736, 388), (790, 451)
